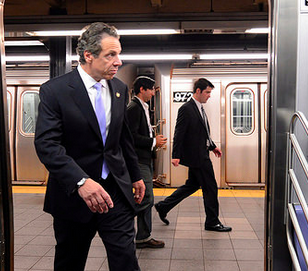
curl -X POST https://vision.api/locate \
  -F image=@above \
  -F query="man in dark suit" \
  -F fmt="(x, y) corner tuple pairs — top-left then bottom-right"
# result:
(155, 78), (232, 232)
(127, 76), (167, 248)
(34, 22), (145, 271)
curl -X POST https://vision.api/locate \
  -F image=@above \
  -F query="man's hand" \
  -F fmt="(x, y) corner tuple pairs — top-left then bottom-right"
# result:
(172, 158), (180, 167)
(78, 178), (114, 214)
(132, 179), (145, 204)
(156, 134), (167, 148)
(212, 147), (222, 158)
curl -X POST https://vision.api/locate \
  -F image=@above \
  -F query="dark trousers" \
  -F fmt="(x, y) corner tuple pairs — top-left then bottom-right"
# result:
(53, 177), (140, 271)
(159, 159), (220, 226)
(135, 163), (154, 242)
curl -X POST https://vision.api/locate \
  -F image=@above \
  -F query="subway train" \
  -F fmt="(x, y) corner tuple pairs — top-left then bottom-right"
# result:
(5, 64), (268, 188)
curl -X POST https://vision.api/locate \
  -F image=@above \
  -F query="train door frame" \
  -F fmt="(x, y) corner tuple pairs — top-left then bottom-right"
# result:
(7, 87), (16, 182)
(0, 0), (14, 269)
(158, 67), (268, 188)
(225, 81), (267, 186)
(14, 85), (47, 184)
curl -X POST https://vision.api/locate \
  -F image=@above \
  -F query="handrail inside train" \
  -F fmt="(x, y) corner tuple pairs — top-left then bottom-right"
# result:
(286, 111), (308, 271)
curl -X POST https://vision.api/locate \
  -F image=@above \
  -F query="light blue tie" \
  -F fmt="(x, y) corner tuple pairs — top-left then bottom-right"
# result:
(94, 82), (110, 179)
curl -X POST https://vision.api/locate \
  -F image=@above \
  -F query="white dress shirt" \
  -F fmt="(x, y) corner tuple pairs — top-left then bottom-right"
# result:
(135, 96), (156, 150)
(77, 65), (111, 136)
(192, 96), (206, 121)
(192, 97), (214, 147)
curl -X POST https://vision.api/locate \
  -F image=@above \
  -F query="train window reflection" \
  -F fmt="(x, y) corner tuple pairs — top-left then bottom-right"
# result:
(7, 92), (11, 131)
(231, 89), (253, 134)
(22, 92), (39, 134)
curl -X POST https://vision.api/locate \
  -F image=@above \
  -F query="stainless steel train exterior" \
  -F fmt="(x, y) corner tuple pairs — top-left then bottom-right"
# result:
(154, 65), (268, 188)
(6, 69), (49, 185)
(6, 65), (267, 188)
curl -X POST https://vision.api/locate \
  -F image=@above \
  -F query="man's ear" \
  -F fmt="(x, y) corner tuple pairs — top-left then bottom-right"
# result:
(84, 51), (93, 63)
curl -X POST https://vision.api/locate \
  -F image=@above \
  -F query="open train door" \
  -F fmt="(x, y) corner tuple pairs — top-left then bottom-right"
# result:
(0, 0), (14, 270)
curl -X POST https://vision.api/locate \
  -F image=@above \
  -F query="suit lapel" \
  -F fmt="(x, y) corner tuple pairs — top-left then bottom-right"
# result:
(106, 79), (122, 145)
(68, 69), (102, 140)
(132, 97), (150, 137)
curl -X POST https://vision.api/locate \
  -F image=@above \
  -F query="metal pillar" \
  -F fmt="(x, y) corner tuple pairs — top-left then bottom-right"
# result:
(0, 0), (14, 270)
(49, 36), (72, 78)
(267, 0), (298, 270)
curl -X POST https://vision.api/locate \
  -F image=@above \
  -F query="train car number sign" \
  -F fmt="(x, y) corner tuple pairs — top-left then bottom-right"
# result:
(173, 91), (193, 103)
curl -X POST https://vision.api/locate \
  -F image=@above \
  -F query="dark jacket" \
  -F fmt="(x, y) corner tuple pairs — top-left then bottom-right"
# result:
(35, 68), (141, 223)
(172, 98), (216, 168)
(127, 97), (154, 166)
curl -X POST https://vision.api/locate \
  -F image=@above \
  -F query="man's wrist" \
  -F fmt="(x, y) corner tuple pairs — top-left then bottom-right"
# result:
(77, 178), (87, 189)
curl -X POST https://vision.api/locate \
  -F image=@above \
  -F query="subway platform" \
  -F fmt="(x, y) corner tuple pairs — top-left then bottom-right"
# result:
(13, 187), (264, 271)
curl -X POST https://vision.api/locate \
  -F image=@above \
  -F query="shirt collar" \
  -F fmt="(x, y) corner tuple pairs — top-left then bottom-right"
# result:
(135, 96), (149, 109)
(77, 65), (107, 90)
(192, 96), (202, 108)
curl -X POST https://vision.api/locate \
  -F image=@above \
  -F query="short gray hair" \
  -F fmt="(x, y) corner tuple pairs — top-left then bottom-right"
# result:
(76, 22), (119, 64)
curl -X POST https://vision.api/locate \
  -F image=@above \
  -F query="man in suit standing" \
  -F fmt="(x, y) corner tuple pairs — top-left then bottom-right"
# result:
(35, 22), (145, 271)
(155, 78), (232, 232)
(127, 76), (167, 248)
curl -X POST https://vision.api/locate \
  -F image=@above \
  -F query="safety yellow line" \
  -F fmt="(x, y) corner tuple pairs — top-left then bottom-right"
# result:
(153, 188), (265, 198)
(12, 186), (265, 198)
(12, 186), (46, 194)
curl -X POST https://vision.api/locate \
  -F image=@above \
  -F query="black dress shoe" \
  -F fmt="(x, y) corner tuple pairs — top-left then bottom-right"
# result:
(154, 203), (169, 225)
(205, 223), (232, 232)
(136, 238), (165, 249)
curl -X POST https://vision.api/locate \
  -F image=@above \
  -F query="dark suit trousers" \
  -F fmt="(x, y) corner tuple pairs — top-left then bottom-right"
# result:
(135, 163), (154, 242)
(159, 159), (220, 226)
(53, 176), (140, 271)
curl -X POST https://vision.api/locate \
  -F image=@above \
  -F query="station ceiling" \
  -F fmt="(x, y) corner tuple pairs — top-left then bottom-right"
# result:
(3, 0), (269, 66)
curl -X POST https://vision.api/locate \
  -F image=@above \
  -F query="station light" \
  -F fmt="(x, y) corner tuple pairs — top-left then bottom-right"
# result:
(26, 29), (180, 37)
(70, 54), (192, 61)
(26, 28), (269, 36)
(26, 30), (83, 36)
(118, 29), (180, 35)
(5, 53), (269, 62)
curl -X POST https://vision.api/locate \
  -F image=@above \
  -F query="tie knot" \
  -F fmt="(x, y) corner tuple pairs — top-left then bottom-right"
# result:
(201, 105), (204, 111)
(93, 82), (102, 92)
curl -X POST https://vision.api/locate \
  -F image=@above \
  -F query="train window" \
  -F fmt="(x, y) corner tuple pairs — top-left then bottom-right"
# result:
(7, 92), (11, 131)
(231, 89), (254, 134)
(21, 92), (39, 134)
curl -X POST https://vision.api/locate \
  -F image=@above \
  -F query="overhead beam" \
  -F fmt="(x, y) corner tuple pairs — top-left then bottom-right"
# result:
(151, 0), (162, 7)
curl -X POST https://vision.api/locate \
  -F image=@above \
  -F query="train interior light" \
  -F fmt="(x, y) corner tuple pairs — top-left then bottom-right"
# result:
(4, 40), (44, 46)
(199, 53), (269, 60)
(5, 55), (49, 62)
(245, 27), (269, 33)
(119, 54), (192, 60)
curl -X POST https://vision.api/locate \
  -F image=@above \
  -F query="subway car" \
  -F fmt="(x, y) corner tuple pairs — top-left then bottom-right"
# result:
(5, 64), (267, 188)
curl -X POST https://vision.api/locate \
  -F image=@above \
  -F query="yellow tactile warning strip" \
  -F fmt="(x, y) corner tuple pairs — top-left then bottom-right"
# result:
(13, 186), (47, 194)
(12, 186), (265, 198)
(153, 188), (265, 198)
